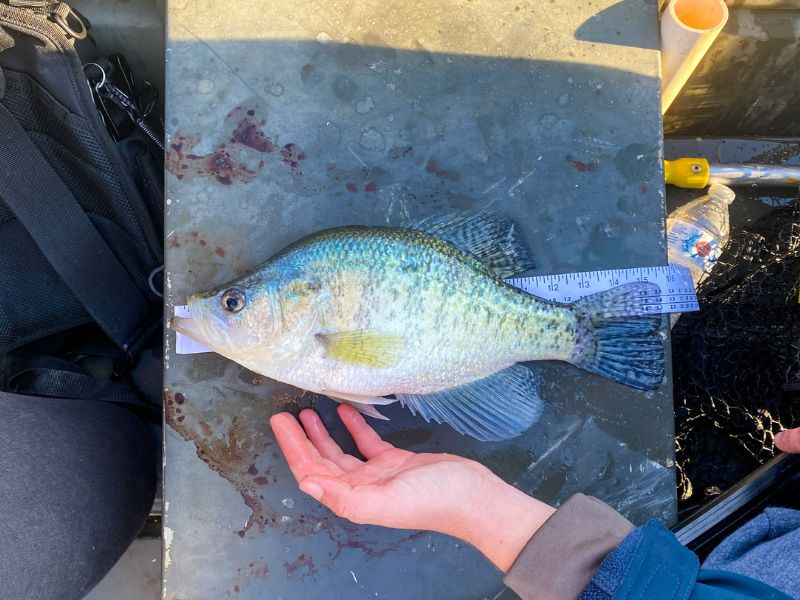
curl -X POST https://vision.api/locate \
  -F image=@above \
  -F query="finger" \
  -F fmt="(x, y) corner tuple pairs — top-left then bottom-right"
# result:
(299, 409), (362, 470)
(337, 404), (395, 459)
(269, 413), (343, 480)
(299, 475), (388, 525)
(775, 428), (800, 454)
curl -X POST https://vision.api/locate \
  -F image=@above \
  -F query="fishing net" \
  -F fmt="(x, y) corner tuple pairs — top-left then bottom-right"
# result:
(672, 198), (800, 515)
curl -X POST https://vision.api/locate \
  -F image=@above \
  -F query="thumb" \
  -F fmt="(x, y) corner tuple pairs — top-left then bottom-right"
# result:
(300, 475), (358, 521)
(775, 428), (800, 454)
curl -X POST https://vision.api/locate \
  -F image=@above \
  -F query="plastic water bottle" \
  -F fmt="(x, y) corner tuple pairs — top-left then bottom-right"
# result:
(667, 184), (736, 286)
(667, 184), (735, 326)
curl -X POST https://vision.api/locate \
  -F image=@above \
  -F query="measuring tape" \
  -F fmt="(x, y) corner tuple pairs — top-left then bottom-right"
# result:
(507, 264), (699, 313)
(175, 265), (699, 354)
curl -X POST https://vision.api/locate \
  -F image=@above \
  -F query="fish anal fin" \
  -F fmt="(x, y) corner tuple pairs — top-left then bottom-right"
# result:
(396, 364), (543, 442)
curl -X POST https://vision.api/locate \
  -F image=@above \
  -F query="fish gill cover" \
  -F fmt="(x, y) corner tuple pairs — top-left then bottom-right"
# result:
(672, 199), (800, 515)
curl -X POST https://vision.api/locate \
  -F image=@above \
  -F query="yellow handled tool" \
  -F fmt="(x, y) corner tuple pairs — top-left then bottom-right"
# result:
(665, 158), (800, 188)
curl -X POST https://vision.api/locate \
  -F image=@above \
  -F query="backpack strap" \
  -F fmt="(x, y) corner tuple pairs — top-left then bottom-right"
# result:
(0, 102), (152, 352)
(8, 356), (160, 419)
(9, 356), (142, 405)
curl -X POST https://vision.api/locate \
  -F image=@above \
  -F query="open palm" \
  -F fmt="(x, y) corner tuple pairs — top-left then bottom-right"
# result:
(270, 405), (492, 535)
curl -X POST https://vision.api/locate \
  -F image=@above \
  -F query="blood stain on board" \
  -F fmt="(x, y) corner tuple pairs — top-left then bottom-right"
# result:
(164, 388), (427, 563)
(231, 118), (275, 153)
(284, 554), (317, 581)
(231, 560), (270, 593)
(364, 181), (377, 193)
(164, 389), (275, 535)
(167, 107), (310, 185)
(166, 132), (257, 186)
(425, 158), (461, 182)
(573, 160), (591, 172)
(208, 151), (238, 185)
(345, 182), (358, 193)
(281, 143), (306, 170)
(301, 63), (316, 82)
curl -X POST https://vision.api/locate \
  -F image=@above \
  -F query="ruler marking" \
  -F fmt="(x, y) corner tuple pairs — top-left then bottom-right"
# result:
(506, 265), (698, 315)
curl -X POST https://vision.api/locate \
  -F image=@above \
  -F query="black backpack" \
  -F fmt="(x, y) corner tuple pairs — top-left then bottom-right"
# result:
(0, 1), (163, 408)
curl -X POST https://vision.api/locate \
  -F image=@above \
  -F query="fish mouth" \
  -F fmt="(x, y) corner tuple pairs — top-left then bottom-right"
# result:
(170, 315), (208, 345)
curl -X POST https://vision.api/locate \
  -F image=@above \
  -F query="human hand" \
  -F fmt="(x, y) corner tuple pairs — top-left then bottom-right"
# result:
(775, 427), (800, 454)
(270, 405), (555, 572)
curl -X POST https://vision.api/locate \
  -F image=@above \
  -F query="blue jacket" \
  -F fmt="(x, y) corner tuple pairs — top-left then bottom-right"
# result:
(503, 495), (798, 600)
(579, 520), (793, 600)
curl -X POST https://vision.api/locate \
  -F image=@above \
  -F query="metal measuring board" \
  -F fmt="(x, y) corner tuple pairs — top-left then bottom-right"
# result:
(162, 0), (674, 598)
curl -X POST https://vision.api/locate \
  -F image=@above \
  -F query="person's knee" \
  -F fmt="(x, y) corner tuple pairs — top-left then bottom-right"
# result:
(0, 394), (157, 600)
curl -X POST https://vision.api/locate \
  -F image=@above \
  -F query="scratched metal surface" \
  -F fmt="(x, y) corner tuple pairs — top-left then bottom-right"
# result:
(163, 1), (675, 598)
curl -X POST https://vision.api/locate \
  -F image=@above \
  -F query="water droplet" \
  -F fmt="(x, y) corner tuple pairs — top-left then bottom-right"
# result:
(558, 93), (570, 106)
(355, 95), (376, 114)
(266, 81), (284, 96)
(567, 77), (574, 84)
(539, 114), (557, 129)
(359, 127), (385, 152)
(197, 79), (214, 94)
(317, 32), (330, 44)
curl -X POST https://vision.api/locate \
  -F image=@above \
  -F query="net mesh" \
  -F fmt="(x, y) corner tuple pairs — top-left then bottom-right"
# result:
(672, 198), (800, 514)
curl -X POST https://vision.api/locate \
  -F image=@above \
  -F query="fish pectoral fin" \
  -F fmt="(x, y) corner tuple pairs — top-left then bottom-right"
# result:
(396, 365), (544, 442)
(317, 331), (405, 368)
(408, 212), (535, 278)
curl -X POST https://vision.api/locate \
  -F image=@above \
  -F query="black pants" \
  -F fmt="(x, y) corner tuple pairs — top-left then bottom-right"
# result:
(0, 393), (156, 600)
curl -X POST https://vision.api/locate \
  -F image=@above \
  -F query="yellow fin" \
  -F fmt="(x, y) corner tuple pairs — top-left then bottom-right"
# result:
(317, 331), (404, 368)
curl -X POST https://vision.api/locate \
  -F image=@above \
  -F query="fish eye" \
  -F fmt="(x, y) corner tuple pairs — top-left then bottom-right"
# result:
(221, 289), (246, 313)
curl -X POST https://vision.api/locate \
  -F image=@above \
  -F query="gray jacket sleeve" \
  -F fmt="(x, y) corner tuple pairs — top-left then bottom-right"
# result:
(502, 493), (634, 600)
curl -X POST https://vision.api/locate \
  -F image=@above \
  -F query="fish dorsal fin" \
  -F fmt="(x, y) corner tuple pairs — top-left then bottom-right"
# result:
(396, 364), (543, 441)
(317, 330), (405, 368)
(408, 212), (535, 278)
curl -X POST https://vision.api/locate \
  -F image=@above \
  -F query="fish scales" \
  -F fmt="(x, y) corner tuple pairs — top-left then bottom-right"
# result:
(268, 227), (576, 395)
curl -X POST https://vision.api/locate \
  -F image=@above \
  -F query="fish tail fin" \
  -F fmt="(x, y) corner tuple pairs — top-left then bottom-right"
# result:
(571, 282), (665, 390)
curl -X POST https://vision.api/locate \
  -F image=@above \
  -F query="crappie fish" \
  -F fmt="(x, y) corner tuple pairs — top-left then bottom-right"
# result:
(172, 213), (664, 441)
